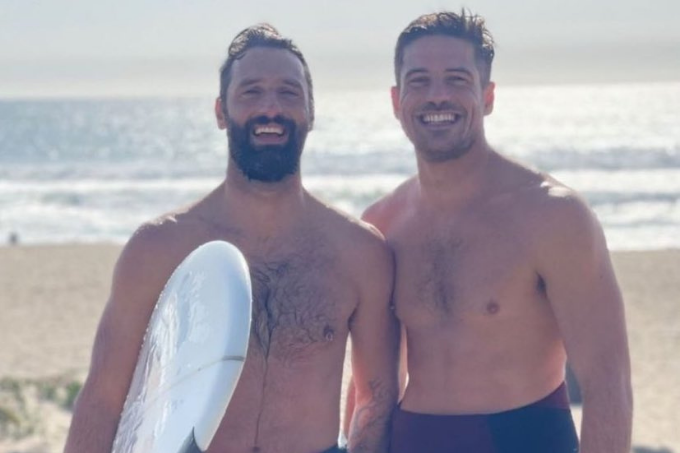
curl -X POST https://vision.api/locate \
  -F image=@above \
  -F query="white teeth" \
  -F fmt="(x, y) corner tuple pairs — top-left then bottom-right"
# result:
(254, 125), (284, 136)
(422, 113), (458, 124)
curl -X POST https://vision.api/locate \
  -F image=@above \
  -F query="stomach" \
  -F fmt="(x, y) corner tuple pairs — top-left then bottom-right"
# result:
(210, 408), (339, 453)
(210, 355), (344, 452)
(400, 331), (567, 414)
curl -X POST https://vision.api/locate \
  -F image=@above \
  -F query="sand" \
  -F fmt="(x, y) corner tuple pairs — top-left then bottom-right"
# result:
(0, 244), (678, 452)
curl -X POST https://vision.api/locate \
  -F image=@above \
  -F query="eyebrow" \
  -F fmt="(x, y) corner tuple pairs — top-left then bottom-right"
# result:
(404, 66), (475, 79)
(445, 67), (474, 78)
(404, 68), (428, 79)
(236, 78), (304, 89)
(281, 79), (304, 90)
(234, 78), (261, 91)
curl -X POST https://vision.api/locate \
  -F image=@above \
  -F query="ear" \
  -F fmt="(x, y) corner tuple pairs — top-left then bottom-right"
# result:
(483, 82), (495, 115)
(391, 86), (401, 120)
(215, 97), (227, 130)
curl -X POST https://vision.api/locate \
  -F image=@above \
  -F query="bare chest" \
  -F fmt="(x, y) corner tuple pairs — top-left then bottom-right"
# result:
(390, 217), (539, 327)
(187, 218), (357, 364)
(245, 248), (354, 363)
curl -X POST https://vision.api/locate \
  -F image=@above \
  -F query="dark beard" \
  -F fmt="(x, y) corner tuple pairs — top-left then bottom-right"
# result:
(227, 115), (305, 183)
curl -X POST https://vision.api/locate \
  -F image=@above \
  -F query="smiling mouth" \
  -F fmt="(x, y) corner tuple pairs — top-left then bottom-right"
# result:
(418, 112), (462, 126)
(250, 123), (289, 146)
(253, 124), (286, 137)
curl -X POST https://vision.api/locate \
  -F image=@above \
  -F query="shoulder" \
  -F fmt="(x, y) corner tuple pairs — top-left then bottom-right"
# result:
(111, 207), (208, 303)
(119, 209), (192, 267)
(485, 153), (606, 257)
(524, 175), (608, 267)
(535, 176), (600, 237)
(112, 218), (174, 298)
(362, 176), (418, 234)
(491, 154), (599, 236)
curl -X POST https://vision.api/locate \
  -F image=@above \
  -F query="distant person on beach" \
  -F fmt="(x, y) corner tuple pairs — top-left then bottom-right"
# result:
(64, 24), (398, 453)
(345, 10), (632, 453)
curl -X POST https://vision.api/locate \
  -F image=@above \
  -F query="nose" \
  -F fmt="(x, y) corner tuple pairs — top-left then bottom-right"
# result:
(257, 91), (283, 118)
(426, 80), (451, 106)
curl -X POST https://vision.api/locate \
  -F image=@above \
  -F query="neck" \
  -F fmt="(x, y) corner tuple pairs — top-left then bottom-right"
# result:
(415, 138), (493, 207)
(226, 161), (304, 198)
(217, 162), (307, 237)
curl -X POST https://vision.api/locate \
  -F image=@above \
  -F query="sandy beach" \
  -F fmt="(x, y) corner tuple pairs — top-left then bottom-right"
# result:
(0, 244), (678, 452)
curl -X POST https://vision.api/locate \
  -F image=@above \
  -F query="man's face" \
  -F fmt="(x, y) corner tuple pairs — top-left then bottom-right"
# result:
(392, 35), (495, 163)
(216, 47), (312, 182)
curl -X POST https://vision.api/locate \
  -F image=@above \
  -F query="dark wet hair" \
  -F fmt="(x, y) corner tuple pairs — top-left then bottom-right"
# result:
(219, 23), (314, 120)
(394, 10), (495, 86)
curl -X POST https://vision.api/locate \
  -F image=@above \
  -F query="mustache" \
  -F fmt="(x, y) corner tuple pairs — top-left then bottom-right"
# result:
(246, 115), (296, 129)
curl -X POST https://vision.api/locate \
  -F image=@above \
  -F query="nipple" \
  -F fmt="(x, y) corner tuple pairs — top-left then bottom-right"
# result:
(486, 300), (500, 315)
(323, 325), (335, 342)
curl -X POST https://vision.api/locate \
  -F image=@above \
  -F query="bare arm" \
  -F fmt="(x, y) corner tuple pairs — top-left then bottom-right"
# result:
(536, 193), (633, 453)
(63, 227), (175, 453)
(343, 323), (406, 440)
(347, 241), (399, 453)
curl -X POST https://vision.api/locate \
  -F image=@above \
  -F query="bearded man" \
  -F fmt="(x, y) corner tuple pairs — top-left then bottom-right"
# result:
(64, 24), (398, 453)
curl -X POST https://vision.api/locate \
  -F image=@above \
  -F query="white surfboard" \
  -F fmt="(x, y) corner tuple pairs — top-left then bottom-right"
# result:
(111, 240), (252, 453)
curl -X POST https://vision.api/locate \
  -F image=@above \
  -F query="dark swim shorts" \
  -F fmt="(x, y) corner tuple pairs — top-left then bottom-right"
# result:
(178, 436), (345, 453)
(390, 382), (579, 453)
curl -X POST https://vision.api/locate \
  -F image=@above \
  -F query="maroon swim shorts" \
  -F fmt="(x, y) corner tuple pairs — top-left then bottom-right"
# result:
(390, 382), (579, 453)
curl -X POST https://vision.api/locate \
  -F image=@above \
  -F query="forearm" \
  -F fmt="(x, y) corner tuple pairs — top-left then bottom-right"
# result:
(347, 380), (396, 453)
(578, 384), (633, 453)
(64, 395), (120, 453)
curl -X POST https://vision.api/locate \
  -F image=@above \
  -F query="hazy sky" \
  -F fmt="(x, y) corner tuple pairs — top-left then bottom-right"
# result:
(1, 0), (679, 97)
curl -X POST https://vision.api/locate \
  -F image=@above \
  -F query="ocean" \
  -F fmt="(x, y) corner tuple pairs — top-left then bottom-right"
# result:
(1, 82), (679, 250)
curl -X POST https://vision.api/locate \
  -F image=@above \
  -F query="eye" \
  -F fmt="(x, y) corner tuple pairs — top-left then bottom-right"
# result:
(407, 76), (429, 87)
(279, 88), (300, 98)
(447, 75), (469, 85)
(241, 87), (262, 97)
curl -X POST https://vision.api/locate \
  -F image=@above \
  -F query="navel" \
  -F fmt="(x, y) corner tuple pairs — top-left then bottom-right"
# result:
(485, 300), (500, 315)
